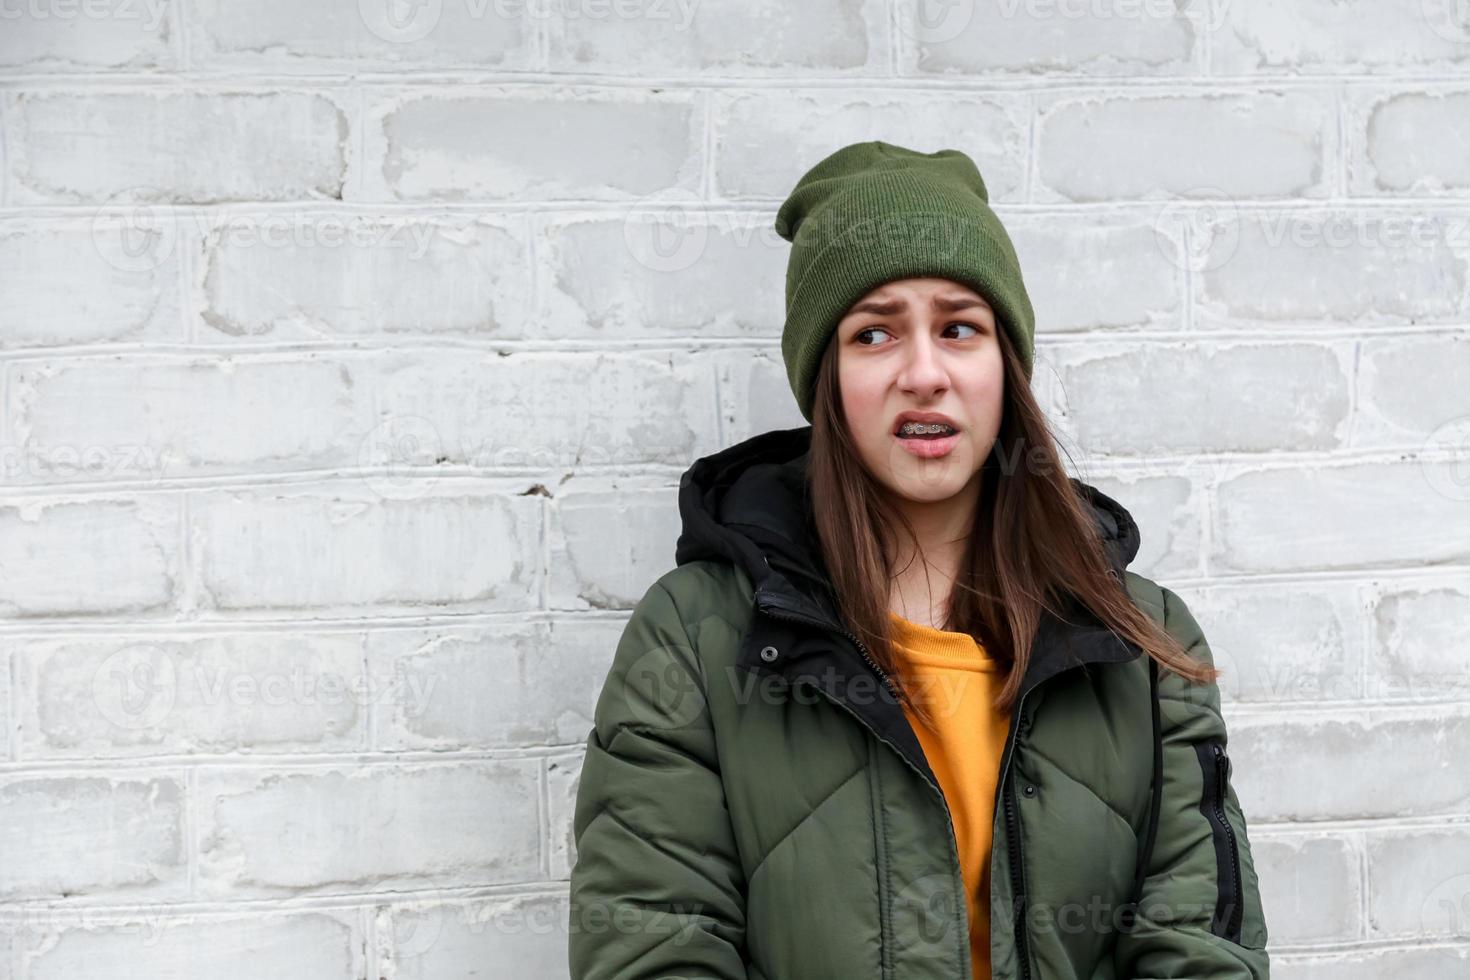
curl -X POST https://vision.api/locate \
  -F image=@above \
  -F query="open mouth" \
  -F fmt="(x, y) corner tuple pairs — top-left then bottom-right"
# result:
(894, 421), (959, 440)
(893, 420), (962, 458)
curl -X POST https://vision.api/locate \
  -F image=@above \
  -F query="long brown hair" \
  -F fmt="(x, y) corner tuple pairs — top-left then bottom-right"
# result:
(807, 319), (1218, 730)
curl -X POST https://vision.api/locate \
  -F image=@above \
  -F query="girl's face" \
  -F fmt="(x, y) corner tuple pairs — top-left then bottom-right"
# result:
(835, 277), (1005, 506)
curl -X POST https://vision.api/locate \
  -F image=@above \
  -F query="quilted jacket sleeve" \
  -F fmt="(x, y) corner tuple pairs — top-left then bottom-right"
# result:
(1115, 584), (1272, 980)
(568, 578), (750, 980)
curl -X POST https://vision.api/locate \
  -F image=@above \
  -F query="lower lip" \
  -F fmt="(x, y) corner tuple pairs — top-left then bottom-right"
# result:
(895, 432), (960, 459)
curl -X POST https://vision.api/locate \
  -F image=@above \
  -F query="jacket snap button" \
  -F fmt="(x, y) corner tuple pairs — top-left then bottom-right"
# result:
(1022, 784), (1037, 797)
(1212, 743), (1224, 759)
(760, 645), (779, 663)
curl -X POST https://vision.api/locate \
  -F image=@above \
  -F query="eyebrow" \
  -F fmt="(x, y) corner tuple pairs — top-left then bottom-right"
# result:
(845, 295), (990, 317)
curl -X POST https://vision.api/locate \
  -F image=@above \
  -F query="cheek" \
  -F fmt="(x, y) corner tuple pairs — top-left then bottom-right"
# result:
(837, 361), (887, 432)
(960, 355), (1005, 409)
(841, 392), (886, 445)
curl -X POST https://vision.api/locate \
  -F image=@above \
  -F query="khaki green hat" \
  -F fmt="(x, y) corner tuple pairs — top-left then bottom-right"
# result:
(774, 140), (1036, 422)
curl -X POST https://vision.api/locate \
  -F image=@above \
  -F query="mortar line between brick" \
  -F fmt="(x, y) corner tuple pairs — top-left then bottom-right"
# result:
(0, 69), (1462, 89)
(0, 709), (1466, 776)
(5, 648), (15, 763)
(177, 199), (197, 346)
(0, 883), (572, 919)
(536, 0), (550, 72)
(178, 491), (195, 618)
(1357, 579), (1373, 703)
(185, 765), (199, 899)
(2, 439), (1470, 501)
(887, 1), (900, 76)
(0, 93), (9, 209)
(174, 0), (191, 73)
(538, 758), (551, 880)
(699, 88), (713, 200)
(350, 84), (367, 204)
(6, 197), (1470, 219)
(712, 360), (724, 446)
(1024, 90), (1036, 204)
(538, 494), (549, 612)
(363, 905), (379, 980)
(0, 324), (1461, 366)
(1345, 338), (1362, 454)
(1199, 473), (1214, 580)
(1200, 1), (1216, 75)
(0, 749), (590, 776)
(362, 636), (377, 755)
(1356, 829), (1370, 941)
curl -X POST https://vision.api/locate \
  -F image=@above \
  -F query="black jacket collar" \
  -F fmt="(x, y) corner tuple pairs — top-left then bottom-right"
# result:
(675, 425), (1143, 689)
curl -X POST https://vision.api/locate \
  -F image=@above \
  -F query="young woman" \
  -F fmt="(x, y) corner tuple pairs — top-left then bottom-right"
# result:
(568, 141), (1271, 980)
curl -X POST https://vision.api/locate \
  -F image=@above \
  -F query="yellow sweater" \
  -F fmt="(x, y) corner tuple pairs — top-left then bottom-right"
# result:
(886, 610), (1012, 980)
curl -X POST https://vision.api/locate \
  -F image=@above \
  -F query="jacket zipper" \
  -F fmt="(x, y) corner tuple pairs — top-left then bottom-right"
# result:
(998, 690), (1033, 980)
(753, 594), (975, 980)
(1212, 742), (1244, 940)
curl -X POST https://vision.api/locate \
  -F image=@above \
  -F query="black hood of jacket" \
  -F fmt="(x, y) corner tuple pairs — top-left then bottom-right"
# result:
(675, 424), (1141, 637)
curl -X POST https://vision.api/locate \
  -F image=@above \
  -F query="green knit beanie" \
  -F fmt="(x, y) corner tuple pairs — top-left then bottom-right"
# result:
(774, 140), (1036, 422)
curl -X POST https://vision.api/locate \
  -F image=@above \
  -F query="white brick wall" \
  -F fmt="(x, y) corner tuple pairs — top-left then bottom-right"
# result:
(0, 1), (1467, 977)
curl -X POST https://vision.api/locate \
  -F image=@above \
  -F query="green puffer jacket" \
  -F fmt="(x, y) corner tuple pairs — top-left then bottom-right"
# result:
(569, 427), (1271, 980)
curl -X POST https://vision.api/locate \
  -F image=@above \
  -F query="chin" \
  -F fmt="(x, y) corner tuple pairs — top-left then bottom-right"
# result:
(884, 459), (977, 501)
(890, 479), (971, 504)
(856, 434), (980, 493)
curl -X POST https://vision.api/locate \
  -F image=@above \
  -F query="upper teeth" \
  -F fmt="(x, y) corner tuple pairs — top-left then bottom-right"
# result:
(899, 421), (955, 435)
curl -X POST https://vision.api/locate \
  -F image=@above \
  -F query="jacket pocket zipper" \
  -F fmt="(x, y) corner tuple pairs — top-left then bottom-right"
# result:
(1196, 739), (1244, 943)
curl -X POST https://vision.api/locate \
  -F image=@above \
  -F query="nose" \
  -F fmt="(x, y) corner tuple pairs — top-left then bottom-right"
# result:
(898, 329), (950, 399)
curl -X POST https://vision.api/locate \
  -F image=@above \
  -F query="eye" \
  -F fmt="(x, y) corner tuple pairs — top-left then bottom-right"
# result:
(855, 327), (892, 345)
(947, 321), (982, 338)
